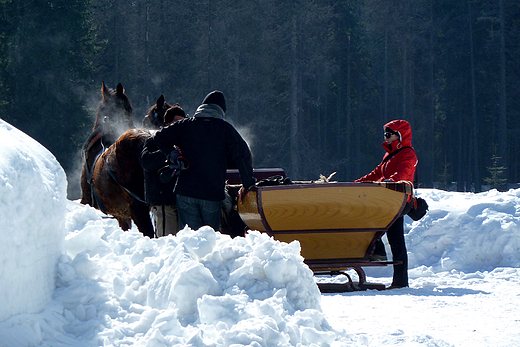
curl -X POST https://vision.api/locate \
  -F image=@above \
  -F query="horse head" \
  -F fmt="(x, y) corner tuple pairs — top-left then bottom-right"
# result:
(94, 82), (134, 135)
(81, 82), (134, 207)
(142, 95), (174, 129)
(85, 82), (135, 171)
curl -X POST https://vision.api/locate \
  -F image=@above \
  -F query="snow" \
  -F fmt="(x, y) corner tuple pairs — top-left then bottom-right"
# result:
(0, 119), (67, 322)
(0, 119), (519, 346)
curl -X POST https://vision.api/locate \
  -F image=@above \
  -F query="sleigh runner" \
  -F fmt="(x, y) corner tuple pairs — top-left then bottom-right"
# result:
(234, 170), (413, 291)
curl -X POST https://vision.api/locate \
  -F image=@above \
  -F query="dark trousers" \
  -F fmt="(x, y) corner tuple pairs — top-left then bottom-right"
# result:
(176, 194), (222, 231)
(387, 216), (408, 287)
(374, 216), (408, 287)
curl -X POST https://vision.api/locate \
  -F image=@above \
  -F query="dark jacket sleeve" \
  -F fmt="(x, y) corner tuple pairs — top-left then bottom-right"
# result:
(152, 125), (177, 155)
(227, 127), (255, 190)
(140, 137), (167, 171)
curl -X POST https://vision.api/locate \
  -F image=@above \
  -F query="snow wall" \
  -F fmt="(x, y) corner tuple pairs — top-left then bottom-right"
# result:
(0, 119), (67, 322)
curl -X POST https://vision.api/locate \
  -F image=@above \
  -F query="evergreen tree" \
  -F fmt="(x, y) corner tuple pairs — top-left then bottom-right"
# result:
(0, 0), (96, 198)
(1, 0), (520, 193)
(484, 154), (507, 191)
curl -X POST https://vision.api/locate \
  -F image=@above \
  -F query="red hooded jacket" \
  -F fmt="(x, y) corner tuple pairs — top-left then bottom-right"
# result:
(355, 119), (417, 185)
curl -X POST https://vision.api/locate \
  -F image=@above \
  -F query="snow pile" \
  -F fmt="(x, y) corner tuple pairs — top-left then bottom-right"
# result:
(0, 119), (67, 322)
(54, 208), (329, 346)
(407, 189), (520, 272)
(0, 119), (340, 347)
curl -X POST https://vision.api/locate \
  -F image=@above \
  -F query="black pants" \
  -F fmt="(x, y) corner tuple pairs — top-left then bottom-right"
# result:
(375, 216), (408, 287)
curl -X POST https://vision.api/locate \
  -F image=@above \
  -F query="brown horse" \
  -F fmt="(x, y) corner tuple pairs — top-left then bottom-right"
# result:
(88, 128), (154, 237)
(81, 82), (134, 206)
(142, 95), (174, 129)
(80, 83), (155, 237)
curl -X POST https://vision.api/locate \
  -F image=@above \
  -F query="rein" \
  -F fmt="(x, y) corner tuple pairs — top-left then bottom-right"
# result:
(101, 146), (147, 204)
(83, 134), (109, 215)
(83, 128), (146, 217)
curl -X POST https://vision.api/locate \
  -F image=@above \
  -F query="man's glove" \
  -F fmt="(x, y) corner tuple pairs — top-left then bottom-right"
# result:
(238, 184), (254, 202)
(167, 150), (181, 164)
(159, 154), (189, 184)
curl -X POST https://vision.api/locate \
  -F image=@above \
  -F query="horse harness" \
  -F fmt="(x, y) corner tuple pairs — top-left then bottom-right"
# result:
(103, 150), (147, 204)
(83, 131), (110, 215)
(83, 131), (146, 216)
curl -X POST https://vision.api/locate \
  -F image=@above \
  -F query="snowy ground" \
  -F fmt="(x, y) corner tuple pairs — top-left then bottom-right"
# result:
(322, 268), (520, 346)
(1, 118), (519, 346)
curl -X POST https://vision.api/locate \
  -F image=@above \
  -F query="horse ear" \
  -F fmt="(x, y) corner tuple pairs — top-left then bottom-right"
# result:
(116, 83), (124, 96)
(157, 95), (165, 108)
(101, 81), (109, 102)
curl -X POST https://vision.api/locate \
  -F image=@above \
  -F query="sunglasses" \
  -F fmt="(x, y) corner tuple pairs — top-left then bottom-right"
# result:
(384, 132), (397, 138)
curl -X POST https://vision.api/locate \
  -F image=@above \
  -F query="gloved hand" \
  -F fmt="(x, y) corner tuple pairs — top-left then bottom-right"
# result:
(238, 185), (253, 202)
(167, 150), (181, 163)
(176, 156), (189, 171)
(159, 151), (189, 184)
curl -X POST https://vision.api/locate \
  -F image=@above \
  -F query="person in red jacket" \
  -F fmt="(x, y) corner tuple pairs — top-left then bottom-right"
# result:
(355, 119), (417, 288)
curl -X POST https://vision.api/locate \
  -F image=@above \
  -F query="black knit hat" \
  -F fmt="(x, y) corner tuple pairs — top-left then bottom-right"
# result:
(202, 90), (226, 112)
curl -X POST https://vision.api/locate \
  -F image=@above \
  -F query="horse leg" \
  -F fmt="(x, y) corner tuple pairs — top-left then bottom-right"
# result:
(116, 217), (132, 231)
(130, 201), (154, 238)
(80, 166), (93, 206)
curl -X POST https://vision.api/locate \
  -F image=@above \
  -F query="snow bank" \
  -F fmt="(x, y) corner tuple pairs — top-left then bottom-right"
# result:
(0, 119), (67, 322)
(407, 189), (520, 272)
(0, 119), (341, 345)
(54, 207), (329, 346)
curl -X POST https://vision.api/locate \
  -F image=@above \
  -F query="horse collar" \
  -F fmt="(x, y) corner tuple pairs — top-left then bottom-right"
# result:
(87, 131), (103, 151)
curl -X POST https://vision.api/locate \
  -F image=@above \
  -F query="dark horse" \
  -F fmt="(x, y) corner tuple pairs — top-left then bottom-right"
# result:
(141, 95), (174, 129)
(80, 83), (154, 237)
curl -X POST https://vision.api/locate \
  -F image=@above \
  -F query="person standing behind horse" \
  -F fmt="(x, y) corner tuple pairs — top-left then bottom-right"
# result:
(153, 90), (255, 231)
(354, 119), (418, 289)
(140, 105), (186, 237)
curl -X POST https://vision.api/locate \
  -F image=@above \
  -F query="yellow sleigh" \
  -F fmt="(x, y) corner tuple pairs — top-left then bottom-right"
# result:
(233, 170), (412, 291)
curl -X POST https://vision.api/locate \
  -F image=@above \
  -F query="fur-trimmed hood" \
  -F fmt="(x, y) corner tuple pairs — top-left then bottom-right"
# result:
(382, 119), (413, 152)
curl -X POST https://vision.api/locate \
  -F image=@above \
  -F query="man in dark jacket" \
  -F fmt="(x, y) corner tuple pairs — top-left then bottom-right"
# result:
(140, 105), (186, 237)
(153, 91), (255, 231)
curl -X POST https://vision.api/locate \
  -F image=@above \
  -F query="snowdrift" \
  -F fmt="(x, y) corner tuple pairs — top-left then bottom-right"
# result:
(0, 119), (67, 321)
